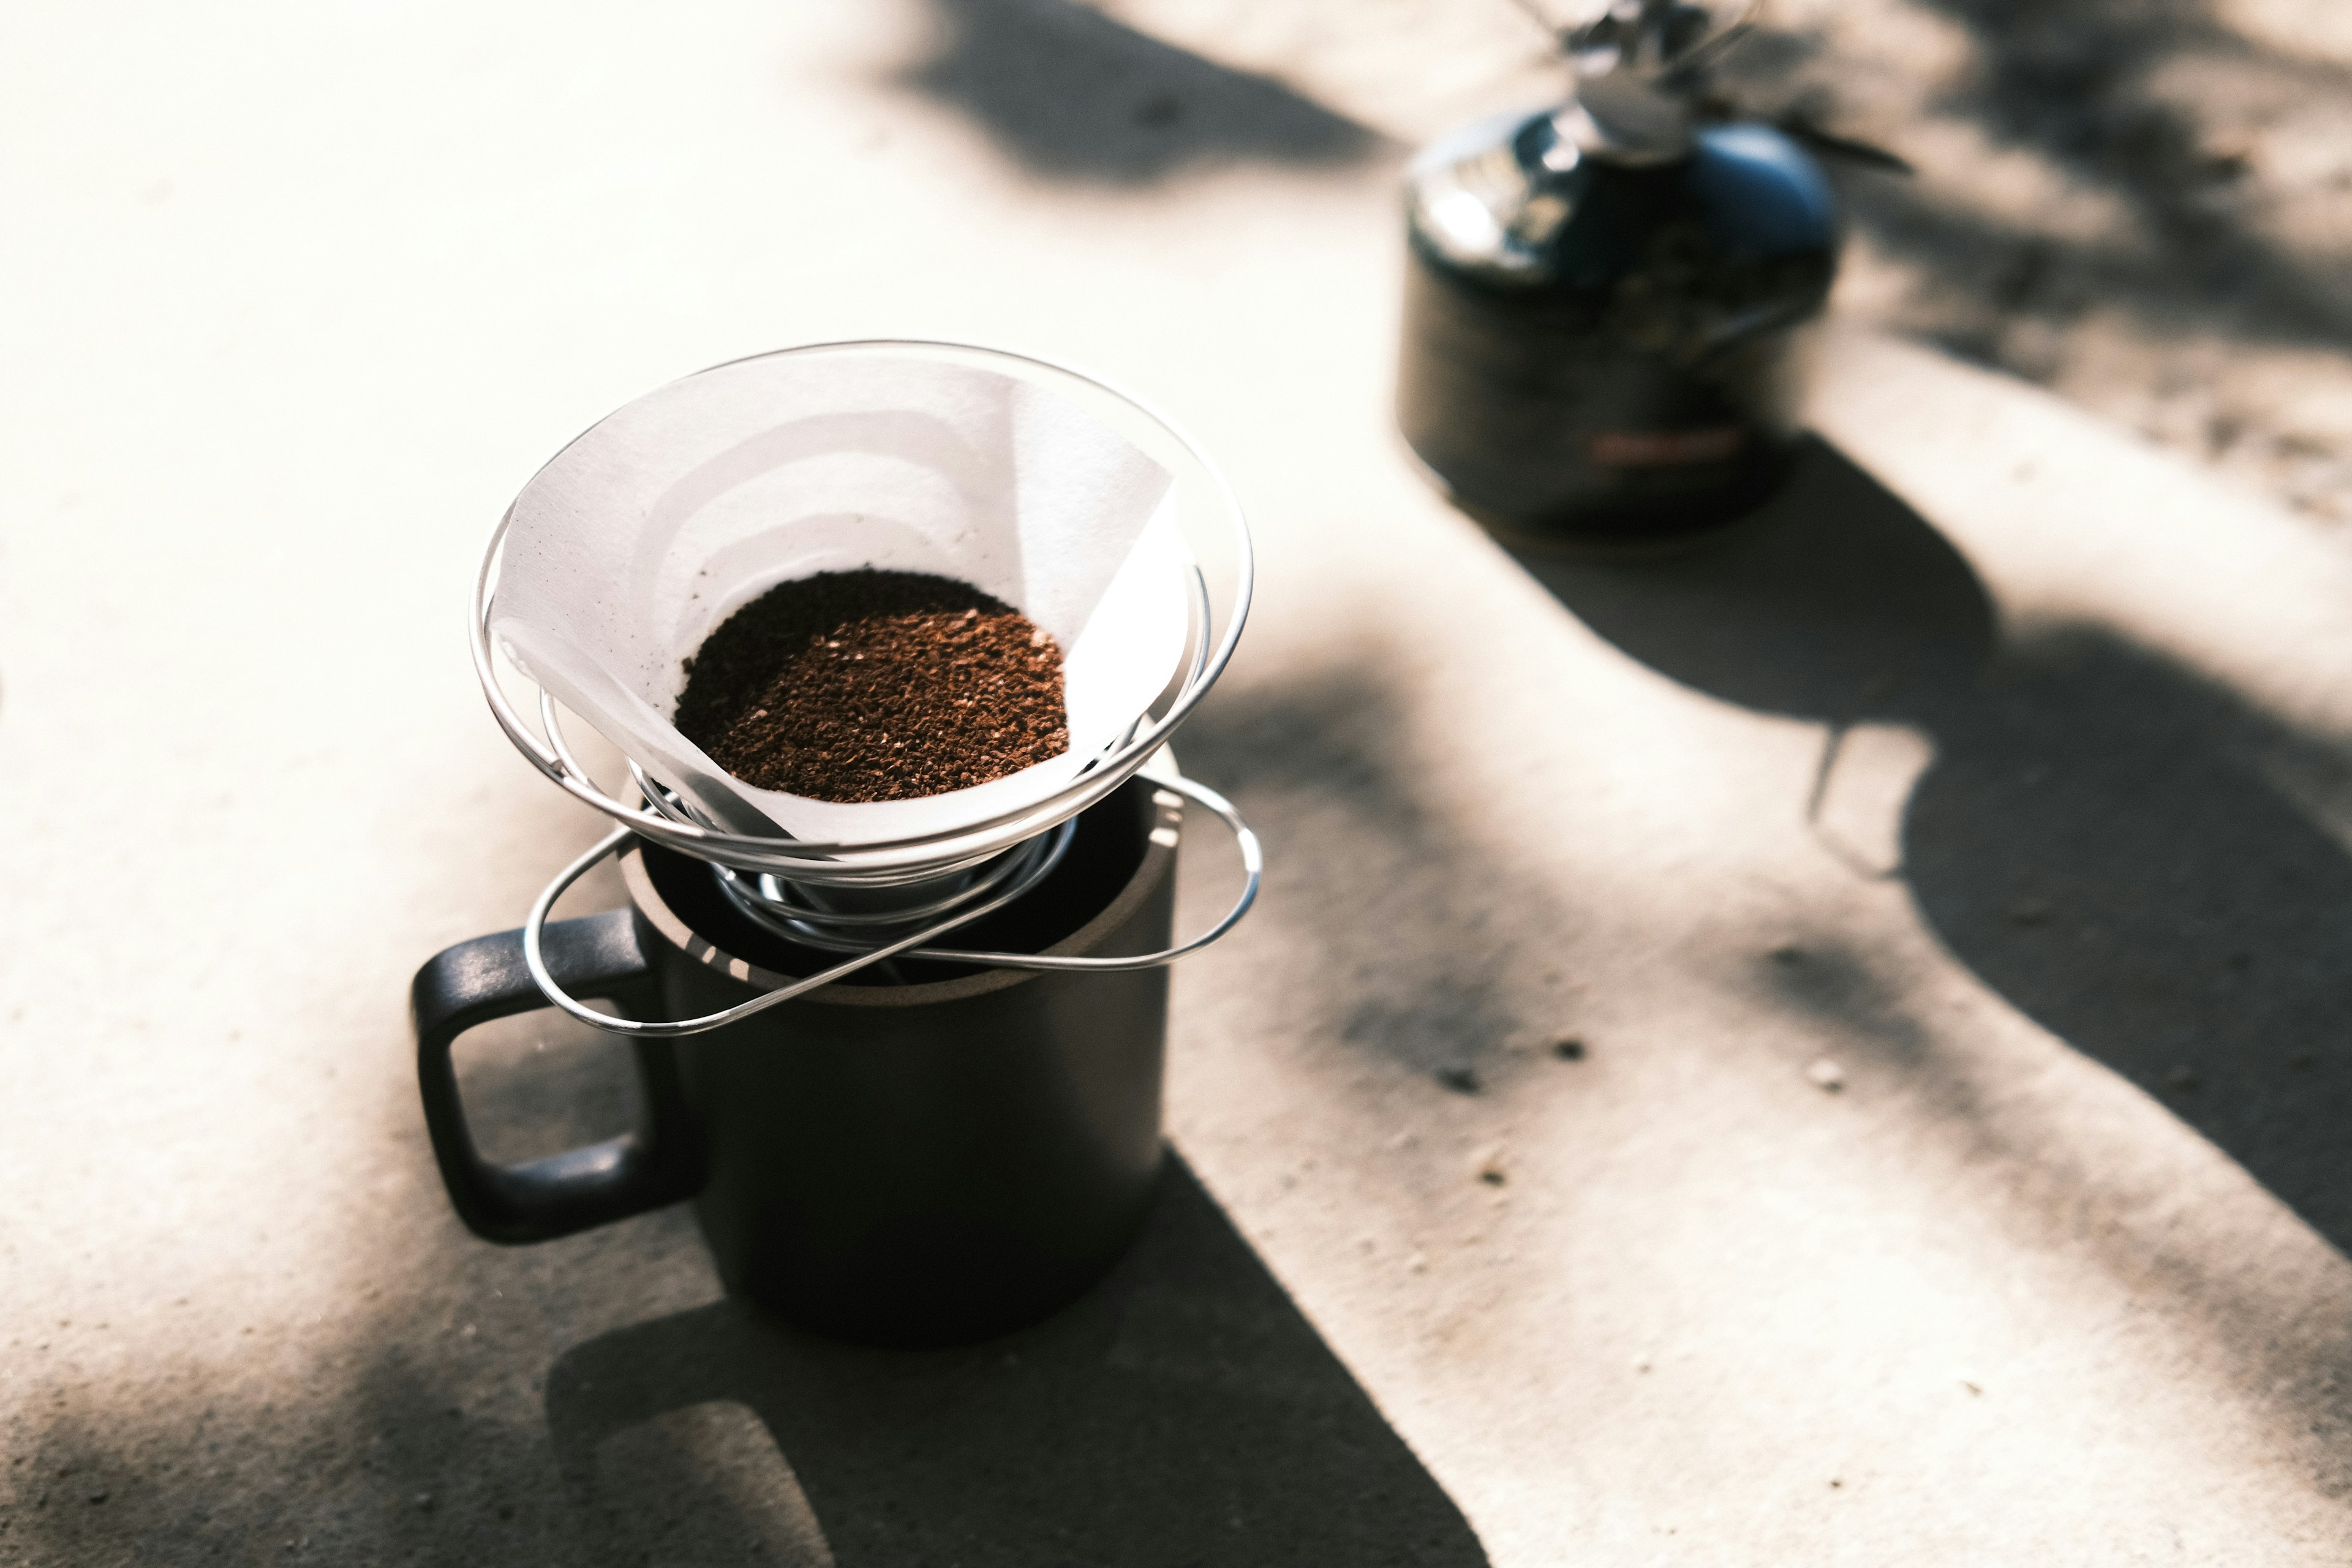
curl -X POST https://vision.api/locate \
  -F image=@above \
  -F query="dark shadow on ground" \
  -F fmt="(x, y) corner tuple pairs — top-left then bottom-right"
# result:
(1508, 438), (2352, 1253)
(1170, 665), (1546, 1087)
(546, 1154), (1485, 1567)
(4, 1331), (607, 1566)
(894, 0), (1387, 184)
(1714, 0), (2352, 375)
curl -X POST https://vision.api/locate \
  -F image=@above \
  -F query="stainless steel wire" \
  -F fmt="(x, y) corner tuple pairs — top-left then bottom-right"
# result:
(518, 771), (1261, 1038)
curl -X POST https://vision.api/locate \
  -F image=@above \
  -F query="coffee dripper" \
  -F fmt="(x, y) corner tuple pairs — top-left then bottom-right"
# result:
(412, 341), (1260, 1345)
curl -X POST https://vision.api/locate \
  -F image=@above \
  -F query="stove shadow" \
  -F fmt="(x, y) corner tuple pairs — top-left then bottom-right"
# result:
(545, 1153), (1485, 1567)
(1506, 437), (2352, 1256)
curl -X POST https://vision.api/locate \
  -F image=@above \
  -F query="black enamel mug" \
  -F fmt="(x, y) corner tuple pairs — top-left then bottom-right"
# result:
(415, 777), (1178, 1346)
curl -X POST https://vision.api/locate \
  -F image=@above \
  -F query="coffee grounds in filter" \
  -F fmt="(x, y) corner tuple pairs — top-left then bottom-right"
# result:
(674, 569), (1071, 804)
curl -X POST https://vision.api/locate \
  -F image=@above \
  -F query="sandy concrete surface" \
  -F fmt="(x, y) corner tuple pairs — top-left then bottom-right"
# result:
(5, 1), (2352, 1563)
(1091, 0), (2352, 524)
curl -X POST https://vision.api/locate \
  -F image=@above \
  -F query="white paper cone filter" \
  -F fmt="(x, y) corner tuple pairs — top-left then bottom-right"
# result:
(491, 351), (1188, 846)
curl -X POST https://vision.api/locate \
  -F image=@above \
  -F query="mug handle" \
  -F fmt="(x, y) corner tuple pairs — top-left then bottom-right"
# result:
(413, 909), (703, 1243)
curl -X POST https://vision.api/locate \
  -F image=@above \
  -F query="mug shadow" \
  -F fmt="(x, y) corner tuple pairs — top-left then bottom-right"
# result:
(545, 1153), (1487, 1567)
(1507, 437), (2352, 1254)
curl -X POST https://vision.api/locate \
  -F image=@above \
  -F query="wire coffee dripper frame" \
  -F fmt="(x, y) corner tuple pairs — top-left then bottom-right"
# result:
(469, 340), (1262, 1039)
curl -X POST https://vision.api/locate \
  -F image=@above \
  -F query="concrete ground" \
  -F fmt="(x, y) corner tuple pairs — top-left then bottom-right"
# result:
(6, 1), (2352, 1563)
(1085, 0), (2352, 522)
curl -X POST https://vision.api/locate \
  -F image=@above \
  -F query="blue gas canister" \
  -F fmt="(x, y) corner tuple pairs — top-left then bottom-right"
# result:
(1397, 2), (1843, 548)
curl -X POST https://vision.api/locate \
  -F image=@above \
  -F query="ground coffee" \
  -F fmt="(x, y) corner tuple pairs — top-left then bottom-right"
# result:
(674, 569), (1071, 803)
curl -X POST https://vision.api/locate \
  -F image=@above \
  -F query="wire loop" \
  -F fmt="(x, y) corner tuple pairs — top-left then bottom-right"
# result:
(521, 772), (1260, 1038)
